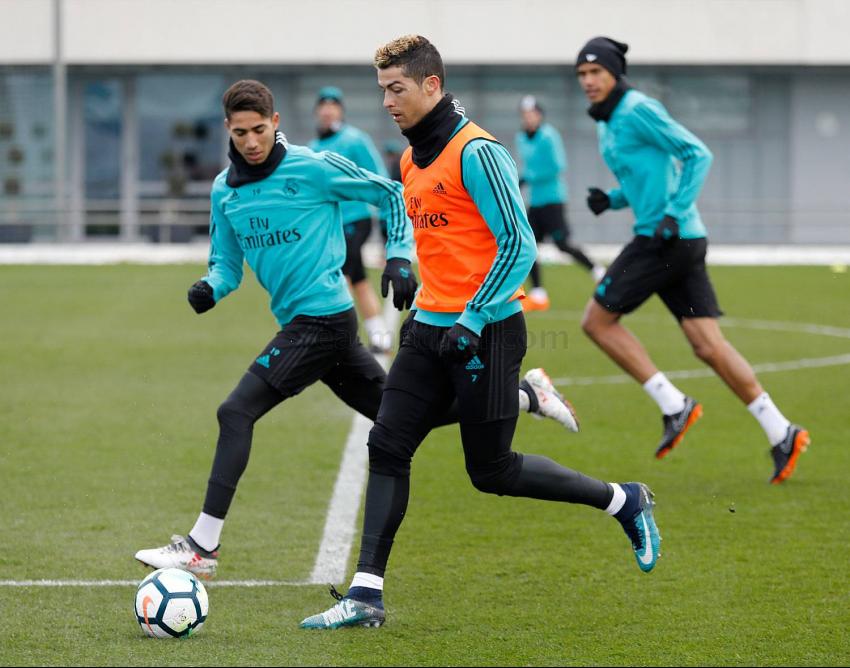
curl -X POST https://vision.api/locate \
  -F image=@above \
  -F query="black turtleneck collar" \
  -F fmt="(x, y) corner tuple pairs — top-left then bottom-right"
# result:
(525, 126), (540, 140)
(588, 78), (633, 123)
(402, 94), (466, 168)
(226, 130), (287, 187)
(317, 121), (343, 141)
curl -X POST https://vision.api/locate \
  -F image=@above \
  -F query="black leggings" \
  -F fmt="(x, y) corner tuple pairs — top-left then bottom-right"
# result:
(355, 316), (615, 578)
(357, 413), (615, 578)
(202, 368), (459, 519)
(528, 203), (595, 286)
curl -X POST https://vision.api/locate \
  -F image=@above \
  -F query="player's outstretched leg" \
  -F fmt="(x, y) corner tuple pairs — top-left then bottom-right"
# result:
(134, 535), (218, 580)
(520, 367), (580, 432)
(487, 453), (662, 573)
(134, 372), (285, 579)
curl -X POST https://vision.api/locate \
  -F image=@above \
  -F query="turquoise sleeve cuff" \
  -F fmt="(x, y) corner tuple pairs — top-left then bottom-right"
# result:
(456, 310), (488, 336)
(608, 189), (629, 210)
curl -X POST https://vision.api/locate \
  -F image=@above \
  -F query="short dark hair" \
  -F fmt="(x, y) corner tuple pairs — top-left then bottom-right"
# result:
(374, 35), (446, 89)
(222, 80), (275, 119)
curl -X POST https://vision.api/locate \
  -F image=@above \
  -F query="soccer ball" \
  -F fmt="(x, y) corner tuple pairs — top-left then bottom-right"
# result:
(135, 567), (209, 638)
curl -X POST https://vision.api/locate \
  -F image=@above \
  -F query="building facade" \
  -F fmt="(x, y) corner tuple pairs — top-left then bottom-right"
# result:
(1, 0), (849, 243)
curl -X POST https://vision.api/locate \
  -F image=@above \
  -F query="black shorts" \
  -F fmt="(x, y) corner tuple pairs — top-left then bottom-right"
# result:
(528, 203), (571, 244)
(341, 218), (373, 284)
(594, 236), (723, 319)
(248, 308), (386, 412)
(378, 310), (525, 436)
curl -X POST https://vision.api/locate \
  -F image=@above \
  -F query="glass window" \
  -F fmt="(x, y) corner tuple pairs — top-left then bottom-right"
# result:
(663, 73), (751, 134)
(136, 73), (227, 195)
(0, 67), (53, 199)
(84, 80), (122, 199)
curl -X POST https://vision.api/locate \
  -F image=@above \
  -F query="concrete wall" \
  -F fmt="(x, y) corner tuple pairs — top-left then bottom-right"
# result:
(3, 0), (850, 65)
(0, 0), (52, 63)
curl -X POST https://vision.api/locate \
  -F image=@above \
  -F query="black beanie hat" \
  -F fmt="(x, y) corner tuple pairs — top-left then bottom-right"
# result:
(576, 37), (629, 78)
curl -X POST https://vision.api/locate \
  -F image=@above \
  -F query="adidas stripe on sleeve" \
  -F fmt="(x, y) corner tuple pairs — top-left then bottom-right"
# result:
(456, 140), (536, 335)
(629, 99), (713, 221)
(321, 151), (413, 262)
(203, 176), (245, 302)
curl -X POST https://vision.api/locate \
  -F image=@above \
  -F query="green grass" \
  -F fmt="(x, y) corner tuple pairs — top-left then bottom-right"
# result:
(1, 264), (848, 666)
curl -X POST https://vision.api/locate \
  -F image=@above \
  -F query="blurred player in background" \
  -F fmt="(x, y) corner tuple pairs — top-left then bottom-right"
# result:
(134, 80), (578, 580)
(310, 86), (393, 353)
(380, 139), (404, 242)
(382, 139), (404, 183)
(576, 37), (809, 482)
(515, 94), (605, 312)
(301, 35), (659, 631)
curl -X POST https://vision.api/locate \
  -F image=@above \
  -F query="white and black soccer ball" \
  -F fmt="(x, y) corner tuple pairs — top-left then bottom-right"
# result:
(134, 567), (209, 638)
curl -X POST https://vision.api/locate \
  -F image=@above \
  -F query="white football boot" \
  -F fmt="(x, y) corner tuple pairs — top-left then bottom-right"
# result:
(135, 534), (218, 580)
(520, 367), (580, 432)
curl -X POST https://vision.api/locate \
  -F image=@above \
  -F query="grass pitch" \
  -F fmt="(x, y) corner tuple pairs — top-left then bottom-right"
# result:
(1, 263), (848, 666)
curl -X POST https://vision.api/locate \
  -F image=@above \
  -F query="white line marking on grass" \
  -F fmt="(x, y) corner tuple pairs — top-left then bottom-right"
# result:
(534, 310), (850, 341)
(306, 412), (373, 585)
(0, 579), (307, 587)
(307, 303), (400, 585)
(553, 353), (850, 386)
(3, 301), (403, 590)
(533, 312), (850, 386)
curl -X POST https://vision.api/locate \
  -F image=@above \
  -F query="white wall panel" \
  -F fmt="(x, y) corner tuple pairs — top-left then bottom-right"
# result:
(0, 0), (53, 63)
(3, 0), (850, 65)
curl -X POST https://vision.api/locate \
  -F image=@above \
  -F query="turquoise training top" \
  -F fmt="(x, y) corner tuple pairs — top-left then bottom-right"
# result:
(515, 122), (568, 207)
(310, 124), (388, 225)
(204, 141), (411, 327)
(596, 89), (713, 239)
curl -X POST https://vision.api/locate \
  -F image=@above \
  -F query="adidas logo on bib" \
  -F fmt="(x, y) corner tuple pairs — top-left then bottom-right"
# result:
(432, 182), (447, 195)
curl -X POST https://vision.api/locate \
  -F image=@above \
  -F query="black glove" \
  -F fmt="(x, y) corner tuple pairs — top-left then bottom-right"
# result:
(381, 258), (418, 311)
(439, 323), (480, 363)
(587, 187), (611, 215)
(652, 215), (680, 249)
(187, 280), (216, 314)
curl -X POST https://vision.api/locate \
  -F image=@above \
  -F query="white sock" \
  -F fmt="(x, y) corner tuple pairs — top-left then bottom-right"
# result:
(643, 372), (687, 415)
(364, 315), (390, 349)
(605, 483), (626, 516)
(747, 392), (791, 446)
(189, 512), (224, 552)
(529, 287), (548, 300)
(591, 265), (607, 283)
(518, 386), (531, 412)
(364, 315), (386, 337)
(350, 571), (384, 591)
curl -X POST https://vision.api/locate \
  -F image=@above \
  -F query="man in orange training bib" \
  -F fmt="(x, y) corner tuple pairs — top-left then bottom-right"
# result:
(301, 35), (662, 630)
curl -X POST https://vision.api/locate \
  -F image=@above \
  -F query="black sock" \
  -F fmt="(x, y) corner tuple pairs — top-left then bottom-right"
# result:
(347, 586), (383, 605)
(614, 483), (641, 522)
